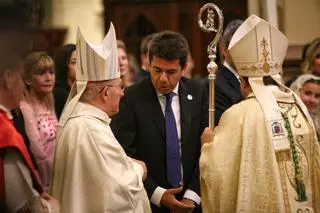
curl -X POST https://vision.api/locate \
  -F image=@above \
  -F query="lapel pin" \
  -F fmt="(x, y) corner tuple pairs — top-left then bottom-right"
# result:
(187, 94), (193, 100)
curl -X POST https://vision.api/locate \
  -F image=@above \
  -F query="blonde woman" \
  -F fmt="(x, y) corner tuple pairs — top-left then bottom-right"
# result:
(291, 74), (320, 138)
(286, 38), (320, 87)
(117, 40), (138, 87)
(20, 52), (58, 192)
(301, 37), (320, 76)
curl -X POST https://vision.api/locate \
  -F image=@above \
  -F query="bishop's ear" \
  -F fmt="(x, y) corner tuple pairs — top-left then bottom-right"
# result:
(100, 85), (110, 101)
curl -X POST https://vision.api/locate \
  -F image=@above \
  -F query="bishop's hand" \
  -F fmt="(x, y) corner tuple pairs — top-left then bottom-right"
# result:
(201, 127), (215, 147)
(131, 158), (147, 181)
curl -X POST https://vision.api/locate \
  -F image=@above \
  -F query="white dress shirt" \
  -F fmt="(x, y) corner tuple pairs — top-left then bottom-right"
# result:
(150, 82), (201, 206)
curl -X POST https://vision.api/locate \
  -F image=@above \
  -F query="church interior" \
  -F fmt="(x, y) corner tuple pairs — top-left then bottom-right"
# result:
(20, 0), (320, 82)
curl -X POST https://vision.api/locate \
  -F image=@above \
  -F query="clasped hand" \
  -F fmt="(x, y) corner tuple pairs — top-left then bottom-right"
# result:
(160, 187), (195, 213)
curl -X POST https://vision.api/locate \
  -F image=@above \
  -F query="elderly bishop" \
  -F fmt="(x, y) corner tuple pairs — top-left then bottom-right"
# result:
(50, 23), (151, 213)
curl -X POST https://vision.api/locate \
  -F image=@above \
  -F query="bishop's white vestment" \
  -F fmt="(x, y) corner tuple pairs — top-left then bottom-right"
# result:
(51, 102), (151, 213)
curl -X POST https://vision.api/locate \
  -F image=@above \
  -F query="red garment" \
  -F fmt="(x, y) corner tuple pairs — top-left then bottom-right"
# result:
(0, 110), (43, 202)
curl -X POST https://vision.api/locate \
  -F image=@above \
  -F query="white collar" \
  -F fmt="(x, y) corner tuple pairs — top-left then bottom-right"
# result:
(70, 102), (111, 124)
(0, 104), (13, 119)
(223, 61), (240, 82)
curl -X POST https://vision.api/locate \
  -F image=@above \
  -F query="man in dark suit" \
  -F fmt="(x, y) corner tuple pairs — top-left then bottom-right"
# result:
(111, 31), (208, 213)
(205, 19), (243, 126)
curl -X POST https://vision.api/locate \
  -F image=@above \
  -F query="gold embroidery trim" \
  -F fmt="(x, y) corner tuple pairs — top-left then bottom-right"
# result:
(239, 37), (282, 74)
(277, 151), (291, 213)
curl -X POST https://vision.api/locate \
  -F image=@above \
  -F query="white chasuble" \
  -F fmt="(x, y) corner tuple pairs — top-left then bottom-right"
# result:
(200, 87), (320, 213)
(51, 102), (151, 213)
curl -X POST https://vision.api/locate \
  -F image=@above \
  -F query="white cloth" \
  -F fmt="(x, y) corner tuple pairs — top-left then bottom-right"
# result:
(290, 74), (320, 136)
(200, 86), (320, 213)
(59, 23), (119, 128)
(290, 74), (320, 95)
(50, 102), (151, 213)
(151, 83), (200, 206)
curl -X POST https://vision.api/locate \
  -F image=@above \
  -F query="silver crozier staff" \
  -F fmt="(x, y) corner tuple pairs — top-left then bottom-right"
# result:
(198, 3), (224, 130)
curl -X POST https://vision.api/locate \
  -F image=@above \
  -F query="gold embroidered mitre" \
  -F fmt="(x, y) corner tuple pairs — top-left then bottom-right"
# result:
(227, 15), (291, 152)
(228, 15), (288, 77)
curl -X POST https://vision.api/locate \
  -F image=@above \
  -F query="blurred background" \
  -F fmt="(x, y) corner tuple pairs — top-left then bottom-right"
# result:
(2, 0), (320, 80)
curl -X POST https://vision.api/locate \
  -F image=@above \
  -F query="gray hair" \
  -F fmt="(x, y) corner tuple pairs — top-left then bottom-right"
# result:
(220, 19), (243, 48)
(80, 80), (110, 103)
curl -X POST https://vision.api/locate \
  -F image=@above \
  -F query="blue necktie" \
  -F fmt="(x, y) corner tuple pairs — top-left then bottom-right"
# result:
(165, 92), (182, 187)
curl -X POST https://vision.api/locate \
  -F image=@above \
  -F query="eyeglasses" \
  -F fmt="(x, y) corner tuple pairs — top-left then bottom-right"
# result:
(98, 84), (124, 93)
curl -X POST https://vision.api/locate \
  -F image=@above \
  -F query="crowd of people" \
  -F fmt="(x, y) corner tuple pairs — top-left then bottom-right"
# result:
(0, 8), (320, 213)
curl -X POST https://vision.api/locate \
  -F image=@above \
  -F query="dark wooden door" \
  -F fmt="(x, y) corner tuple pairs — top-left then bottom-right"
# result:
(104, 0), (247, 77)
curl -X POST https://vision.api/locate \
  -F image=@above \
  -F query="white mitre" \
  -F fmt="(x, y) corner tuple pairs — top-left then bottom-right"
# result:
(76, 23), (119, 81)
(228, 15), (291, 152)
(59, 23), (119, 127)
(228, 14), (288, 77)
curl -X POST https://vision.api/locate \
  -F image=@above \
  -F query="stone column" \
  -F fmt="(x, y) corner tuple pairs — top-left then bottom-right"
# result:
(51, 0), (104, 44)
(263, 0), (279, 28)
(247, 0), (261, 17)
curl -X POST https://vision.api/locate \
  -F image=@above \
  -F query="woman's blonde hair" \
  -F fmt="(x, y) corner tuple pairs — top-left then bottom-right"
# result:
(301, 38), (320, 74)
(23, 51), (55, 110)
(117, 39), (126, 51)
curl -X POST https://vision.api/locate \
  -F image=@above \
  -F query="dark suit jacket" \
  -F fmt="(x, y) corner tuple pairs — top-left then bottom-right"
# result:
(134, 68), (150, 83)
(53, 84), (69, 119)
(111, 77), (208, 213)
(205, 65), (242, 126)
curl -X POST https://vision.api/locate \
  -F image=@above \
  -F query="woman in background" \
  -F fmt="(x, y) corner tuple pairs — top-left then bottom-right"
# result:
(301, 38), (320, 76)
(117, 40), (138, 87)
(291, 74), (320, 138)
(20, 52), (58, 192)
(53, 44), (76, 118)
(286, 38), (320, 87)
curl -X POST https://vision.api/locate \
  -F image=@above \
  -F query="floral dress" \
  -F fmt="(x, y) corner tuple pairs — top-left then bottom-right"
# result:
(20, 100), (57, 192)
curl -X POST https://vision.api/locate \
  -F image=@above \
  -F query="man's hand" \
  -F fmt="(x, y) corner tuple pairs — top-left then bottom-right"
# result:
(40, 192), (60, 213)
(172, 198), (196, 213)
(201, 127), (214, 147)
(160, 188), (195, 213)
(131, 158), (147, 181)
